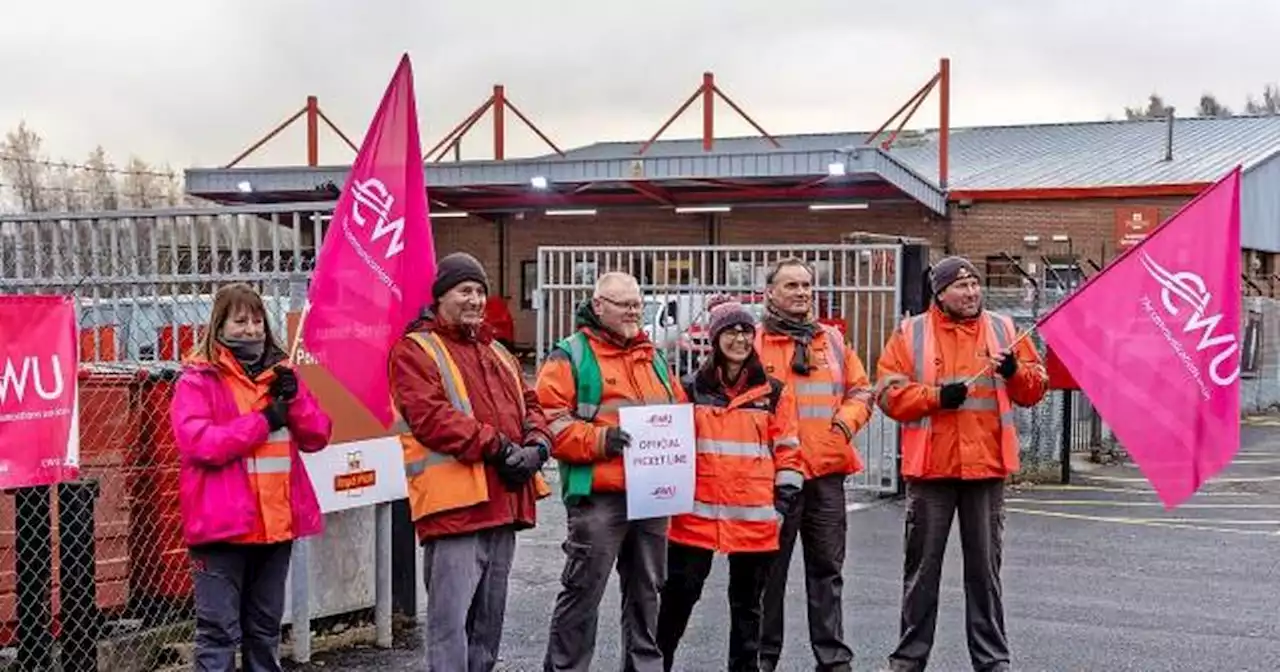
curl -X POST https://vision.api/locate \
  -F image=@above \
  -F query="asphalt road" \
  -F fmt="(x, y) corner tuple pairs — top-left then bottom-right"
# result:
(286, 422), (1280, 671)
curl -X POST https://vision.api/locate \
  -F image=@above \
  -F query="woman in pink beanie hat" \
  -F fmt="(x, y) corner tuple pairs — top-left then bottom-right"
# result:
(656, 295), (805, 672)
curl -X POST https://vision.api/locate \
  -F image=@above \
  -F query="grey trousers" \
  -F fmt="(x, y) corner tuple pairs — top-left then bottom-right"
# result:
(543, 493), (669, 672)
(421, 526), (518, 672)
(760, 473), (854, 671)
(190, 541), (293, 672)
(888, 478), (1009, 672)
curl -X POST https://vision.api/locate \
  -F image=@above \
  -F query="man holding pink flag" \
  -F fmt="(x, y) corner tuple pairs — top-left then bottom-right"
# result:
(300, 53), (437, 427)
(874, 256), (1048, 672)
(1036, 166), (1243, 509)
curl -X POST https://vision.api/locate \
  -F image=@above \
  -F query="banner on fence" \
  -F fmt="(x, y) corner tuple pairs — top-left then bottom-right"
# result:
(299, 52), (438, 428)
(1037, 167), (1242, 509)
(0, 295), (80, 489)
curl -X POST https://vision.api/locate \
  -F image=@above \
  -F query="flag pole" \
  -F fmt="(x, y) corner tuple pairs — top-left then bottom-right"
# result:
(289, 306), (310, 365)
(964, 327), (1036, 385)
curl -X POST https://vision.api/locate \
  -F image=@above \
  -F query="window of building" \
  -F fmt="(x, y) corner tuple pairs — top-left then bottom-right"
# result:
(1042, 256), (1085, 293)
(984, 255), (1022, 288)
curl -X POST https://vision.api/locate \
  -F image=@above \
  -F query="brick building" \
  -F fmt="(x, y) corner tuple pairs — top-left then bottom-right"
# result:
(185, 88), (1280, 349)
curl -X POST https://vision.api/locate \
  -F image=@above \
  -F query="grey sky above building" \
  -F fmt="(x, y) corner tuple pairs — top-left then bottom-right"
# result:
(2, 0), (1275, 169)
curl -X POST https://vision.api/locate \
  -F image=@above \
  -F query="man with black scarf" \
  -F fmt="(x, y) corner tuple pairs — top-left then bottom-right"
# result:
(756, 258), (875, 672)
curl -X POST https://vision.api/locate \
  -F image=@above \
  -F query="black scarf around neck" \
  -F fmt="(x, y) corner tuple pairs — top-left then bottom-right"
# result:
(763, 304), (819, 376)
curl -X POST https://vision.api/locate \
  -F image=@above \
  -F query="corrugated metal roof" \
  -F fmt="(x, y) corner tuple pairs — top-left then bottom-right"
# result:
(546, 116), (1280, 190)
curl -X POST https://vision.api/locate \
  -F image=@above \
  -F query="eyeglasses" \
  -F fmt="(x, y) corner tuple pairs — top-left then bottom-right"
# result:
(598, 296), (643, 312)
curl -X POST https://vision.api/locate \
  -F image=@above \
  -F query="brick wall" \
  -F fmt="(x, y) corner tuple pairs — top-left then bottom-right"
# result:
(431, 215), (501, 281)
(716, 202), (945, 246)
(948, 196), (1193, 267)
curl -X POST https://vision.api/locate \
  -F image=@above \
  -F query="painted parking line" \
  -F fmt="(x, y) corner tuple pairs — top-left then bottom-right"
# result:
(1076, 472), (1280, 485)
(1022, 484), (1259, 498)
(1077, 454), (1280, 466)
(1007, 498), (1280, 509)
(1006, 507), (1280, 536)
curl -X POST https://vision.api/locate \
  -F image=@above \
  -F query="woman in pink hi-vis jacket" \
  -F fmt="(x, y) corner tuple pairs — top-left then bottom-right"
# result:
(170, 283), (332, 672)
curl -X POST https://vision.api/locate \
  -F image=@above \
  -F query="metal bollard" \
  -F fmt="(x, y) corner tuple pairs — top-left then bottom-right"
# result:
(14, 486), (54, 672)
(375, 502), (393, 648)
(58, 480), (102, 672)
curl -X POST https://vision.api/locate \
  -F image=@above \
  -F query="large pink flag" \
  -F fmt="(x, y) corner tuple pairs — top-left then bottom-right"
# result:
(301, 53), (436, 427)
(1037, 167), (1242, 508)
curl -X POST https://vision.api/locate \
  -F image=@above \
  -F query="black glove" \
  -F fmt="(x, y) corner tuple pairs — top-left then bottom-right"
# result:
(262, 396), (290, 432)
(938, 382), (968, 410)
(774, 483), (801, 516)
(603, 428), (632, 458)
(270, 366), (298, 401)
(995, 351), (1018, 379)
(498, 443), (547, 488)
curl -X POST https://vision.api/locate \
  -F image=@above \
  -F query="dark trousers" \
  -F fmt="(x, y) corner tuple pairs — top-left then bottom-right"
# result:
(888, 478), (1008, 672)
(190, 541), (293, 672)
(422, 527), (517, 672)
(543, 493), (669, 672)
(760, 473), (853, 671)
(656, 541), (776, 672)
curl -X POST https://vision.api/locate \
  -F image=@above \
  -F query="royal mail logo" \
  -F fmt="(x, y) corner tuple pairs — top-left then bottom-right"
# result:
(646, 413), (672, 427)
(651, 484), (676, 499)
(335, 449), (377, 493)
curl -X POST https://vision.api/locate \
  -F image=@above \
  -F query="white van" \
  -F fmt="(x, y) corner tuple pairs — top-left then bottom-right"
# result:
(641, 293), (705, 351)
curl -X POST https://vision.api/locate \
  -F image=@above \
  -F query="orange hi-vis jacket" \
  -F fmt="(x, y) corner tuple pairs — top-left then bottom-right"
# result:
(537, 328), (686, 494)
(394, 330), (551, 523)
(669, 363), (803, 554)
(875, 305), (1048, 480)
(755, 324), (874, 479)
(216, 347), (295, 544)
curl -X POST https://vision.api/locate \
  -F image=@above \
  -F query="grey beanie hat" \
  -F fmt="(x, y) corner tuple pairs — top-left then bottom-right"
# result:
(930, 256), (979, 295)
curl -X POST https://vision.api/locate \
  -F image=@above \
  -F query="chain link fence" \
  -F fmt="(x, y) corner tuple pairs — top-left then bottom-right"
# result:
(0, 203), (327, 671)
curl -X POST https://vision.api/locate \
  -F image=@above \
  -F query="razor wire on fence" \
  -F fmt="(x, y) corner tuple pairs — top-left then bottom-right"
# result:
(0, 203), (329, 671)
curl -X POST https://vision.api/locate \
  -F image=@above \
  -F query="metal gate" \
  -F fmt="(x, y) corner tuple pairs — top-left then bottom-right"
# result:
(534, 244), (903, 494)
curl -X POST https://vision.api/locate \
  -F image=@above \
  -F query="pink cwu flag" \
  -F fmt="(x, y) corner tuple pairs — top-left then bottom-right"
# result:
(0, 295), (81, 489)
(1037, 167), (1242, 509)
(301, 53), (436, 427)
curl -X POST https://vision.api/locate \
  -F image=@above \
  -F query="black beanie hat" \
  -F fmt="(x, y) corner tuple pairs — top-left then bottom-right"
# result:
(432, 252), (489, 301)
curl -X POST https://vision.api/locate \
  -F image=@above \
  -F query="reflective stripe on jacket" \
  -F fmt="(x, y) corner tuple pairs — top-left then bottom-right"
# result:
(396, 330), (551, 522)
(669, 362), (803, 553)
(755, 324), (874, 478)
(875, 306), (1048, 480)
(217, 347), (297, 544)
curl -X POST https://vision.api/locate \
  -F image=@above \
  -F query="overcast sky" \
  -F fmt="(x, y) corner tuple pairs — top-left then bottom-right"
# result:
(1, 0), (1275, 170)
